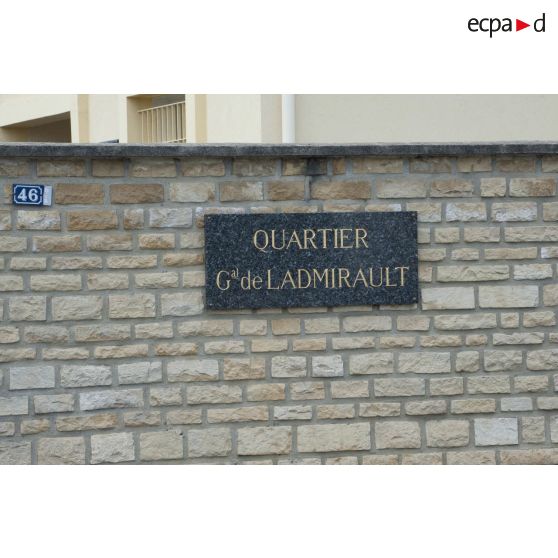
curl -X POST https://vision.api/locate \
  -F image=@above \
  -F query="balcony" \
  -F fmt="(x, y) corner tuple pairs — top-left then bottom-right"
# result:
(138, 100), (186, 143)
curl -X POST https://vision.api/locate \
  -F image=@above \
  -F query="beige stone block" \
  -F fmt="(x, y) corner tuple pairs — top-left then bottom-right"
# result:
(311, 179), (371, 199)
(161, 292), (203, 316)
(431, 179), (473, 197)
(124, 412), (161, 427)
(267, 180), (305, 200)
(526, 349), (558, 371)
(149, 207), (192, 227)
(80, 389), (143, 411)
(0, 276), (23, 291)
(207, 407), (268, 424)
(223, 358), (265, 380)
(52, 256), (102, 269)
(246, 383), (285, 401)
(457, 156), (492, 172)
(271, 356), (307, 378)
(140, 431), (183, 461)
(67, 210), (117, 230)
(317, 404), (355, 420)
(0, 326), (19, 343)
(21, 419), (50, 435)
(74, 324), (130, 342)
(409, 156), (451, 173)
(405, 400), (447, 415)
(480, 177), (506, 197)
(0, 348), (36, 363)
(90, 433), (135, 464)
(424, 420), (469, 447)
(187, 428), (232, 458)
(187, 385), (242, 405)
(110, 183), (164, 204)
(232, 158), (277, 176)
(37, 160), (86, 177)
(238, 320), (267, 336)
(290, 381), (325, 400)
(544, 284), (558, 306)
(484, 350), (522, 371)
(451, 399), (496, 414)
(237, 426), (291, 455)
(293, 337), (327, 352)
(0, 394), (29, 417)
(149, 387), (182, 406)
(464, 227), (500, 243)
(52, 296), (103, 321)
(479, 285), (539, 308)
(273, 405), (312, 421)
(484, 247), (538, 260)
(9, 366), (55, 390)
(271, 318), (300, 335)
(181, 158), (225, 176)
(493, 332), (544, 345)
(30, 274), (81, 291)
(251, 338), (288, 352)
(343, 316), (391, 332)
(33, 394), (73, 414)
(312, 355), (343, 377)
(375, 421), (420, 449)
(154, 342), (196, 356)
(437, 265), (509, 282)
(430, 377), (463, 396)
(298, 423), (370, 452)
(87, 233), (132, 251)
(38, 438), (85, 464)
(0, 237), (26, 252)
(204, 340), (244, 354)
(505, 225), (558, 242)
(92, 159), (125, 177)
(455, 351), (480, 372)
(130, 158), (176, 178)
(17, 210), (60, 230)
(86, 273), (129, 290)
(107, 255), (157, 269)
(359, 402), (400, 417)
(55, 183), (104, 204)
(56, 413), (118, 432)
(523, 311), (556, 328)
(510, 178), (556, 197)
(352, 157), (403, 173)
(468, 376), (511, 395)
(434, 313), (496, 330)
(543, 202), (558, 221)
(475, 418), (518, 446)
(10, 257), (46, 270)
(0, 159), (31, 176)
(399, 352), (451, 374)
(376, 178), (427, 198)
(374, 378), (425, 397)
(167, 359), (219, 382)
(9, 296), (46, 321)
(446, 451), (496, 465)
(349, 353), (394, 375)
(220, 181), (263, 201)
(446, 202), (486, 221)
(496, 157), (536, 172)
(492, 202), (537, 222)
(331, 380), (369, 399)
(421, 287), (474, 310)
(170, 182), (215, 202)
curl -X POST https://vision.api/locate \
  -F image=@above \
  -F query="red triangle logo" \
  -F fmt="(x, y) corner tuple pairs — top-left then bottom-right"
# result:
(516, 19), (530, 31)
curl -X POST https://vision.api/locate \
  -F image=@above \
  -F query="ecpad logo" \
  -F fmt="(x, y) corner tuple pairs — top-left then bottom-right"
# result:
(468, 13), (546, 37)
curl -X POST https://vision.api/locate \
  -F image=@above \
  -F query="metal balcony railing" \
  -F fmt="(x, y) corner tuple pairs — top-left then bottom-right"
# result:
(138, 101), (186, 143)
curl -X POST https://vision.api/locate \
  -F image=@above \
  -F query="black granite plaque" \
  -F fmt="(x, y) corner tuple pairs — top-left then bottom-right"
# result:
(204, 212), (418, 310)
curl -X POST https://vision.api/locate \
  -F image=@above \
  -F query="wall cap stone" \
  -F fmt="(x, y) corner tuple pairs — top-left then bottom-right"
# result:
(2, 142), (558, 158)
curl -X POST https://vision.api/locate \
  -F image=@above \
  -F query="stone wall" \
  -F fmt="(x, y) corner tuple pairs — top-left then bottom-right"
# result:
(0, 143), (557, 465)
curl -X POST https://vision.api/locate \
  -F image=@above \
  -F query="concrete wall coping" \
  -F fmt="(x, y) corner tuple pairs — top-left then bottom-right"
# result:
(2, 142), (558, 158)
